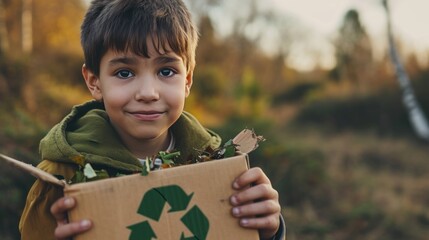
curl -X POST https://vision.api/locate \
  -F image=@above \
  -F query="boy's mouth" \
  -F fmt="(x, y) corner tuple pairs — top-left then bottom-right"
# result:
(128, 111), (164, 121)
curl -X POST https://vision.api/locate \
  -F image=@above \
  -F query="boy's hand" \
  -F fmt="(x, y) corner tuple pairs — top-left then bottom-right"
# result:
(230, 167), (281, 240)
(50, 197), (92, 240)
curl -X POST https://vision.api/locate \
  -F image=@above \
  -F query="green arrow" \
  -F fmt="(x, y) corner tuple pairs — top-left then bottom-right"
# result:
(156, 185), (193, 212)
(180, 232), (199, 240)
(137, 188), (166, 221)
(181, 205), (210, 240)
(138, 185), (193, 221)
(127, 221), (156, 240)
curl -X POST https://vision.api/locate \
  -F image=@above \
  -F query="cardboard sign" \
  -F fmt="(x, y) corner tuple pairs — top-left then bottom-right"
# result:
(0, 153), (259, 240)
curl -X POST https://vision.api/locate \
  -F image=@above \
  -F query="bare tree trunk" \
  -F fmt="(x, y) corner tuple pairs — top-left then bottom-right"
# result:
(0, 0), (9, 52)
(22, 0), (32, 53)
(383, 0), (429, 141)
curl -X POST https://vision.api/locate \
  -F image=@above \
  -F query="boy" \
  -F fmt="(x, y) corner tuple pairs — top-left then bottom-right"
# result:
(19, 0), (285, 239)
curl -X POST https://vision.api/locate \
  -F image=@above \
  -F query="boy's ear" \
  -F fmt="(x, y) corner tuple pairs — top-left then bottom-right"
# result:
(82, 64), (103, 101)
(185, 70), (193, 97)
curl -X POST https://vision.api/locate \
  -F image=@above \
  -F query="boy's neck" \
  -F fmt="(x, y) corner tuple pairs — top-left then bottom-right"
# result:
(125, 132), (171, 159)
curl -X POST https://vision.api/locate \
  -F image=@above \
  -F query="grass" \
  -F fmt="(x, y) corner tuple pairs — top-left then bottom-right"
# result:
(281, 127), (429, 240)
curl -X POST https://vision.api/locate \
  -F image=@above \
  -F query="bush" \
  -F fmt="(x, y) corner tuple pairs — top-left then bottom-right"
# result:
(293, 90), (414, 137)
(272, 82), (321, 105)
(0, 54), (29, 103)
(265, 145), (327, 207)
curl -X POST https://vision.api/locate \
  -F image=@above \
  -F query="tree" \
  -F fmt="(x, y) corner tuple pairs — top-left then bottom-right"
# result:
(0, 0), (9, 53)
(21, 0), (32, 53)
(382, 0), (429, 141)
(0, 0), (84, 55)
(32, 0), (84, 54)
(334, 9), (373, 91)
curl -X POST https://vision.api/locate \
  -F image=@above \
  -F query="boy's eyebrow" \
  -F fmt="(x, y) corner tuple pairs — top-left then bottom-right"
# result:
(154, 55), (182, 65)
(108, 56), (138, 66)
(108, 55), (182, 66)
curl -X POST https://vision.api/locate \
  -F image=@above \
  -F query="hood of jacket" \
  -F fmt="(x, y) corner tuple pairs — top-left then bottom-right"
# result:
(39, 100), (221, 173)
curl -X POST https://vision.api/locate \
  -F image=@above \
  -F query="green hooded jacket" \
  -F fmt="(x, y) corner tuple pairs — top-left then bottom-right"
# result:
(19, 100), (221, 240)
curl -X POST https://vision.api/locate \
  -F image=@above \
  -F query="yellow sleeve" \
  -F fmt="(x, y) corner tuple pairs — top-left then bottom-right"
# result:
(19, 160), (76, 240)
(19, 179), (63, 240)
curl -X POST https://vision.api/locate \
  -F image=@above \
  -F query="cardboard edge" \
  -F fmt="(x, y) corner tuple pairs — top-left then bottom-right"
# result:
(0, 152), (250, 190)
(0, 153), (66, 187)
(65, 153), (249, 191)
(237, 151), (250, 169)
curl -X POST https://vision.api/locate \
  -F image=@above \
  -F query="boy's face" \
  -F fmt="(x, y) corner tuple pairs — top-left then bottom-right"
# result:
(83, 39), (192, 157)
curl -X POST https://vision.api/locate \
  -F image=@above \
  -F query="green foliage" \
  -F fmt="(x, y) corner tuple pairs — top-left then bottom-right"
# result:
(0, 167), (34, 240)
(348, 202), (383, 229)
(272, 146), (327, 207)
(0, 106), (46, 149)
(193, 65), (227, 98)
(235, 68), (263, 99)
(358, 149), (417, 175)
(381, 214), (427, 240)
(212, 115), (274, 142)
(0, 105), (47, 239)
(0, 54), (30, 102)
(33, 52), (85, 87)
(293, 89), (415, 137)
(272, 82), (321, 105)
(0, 150), (38, 240)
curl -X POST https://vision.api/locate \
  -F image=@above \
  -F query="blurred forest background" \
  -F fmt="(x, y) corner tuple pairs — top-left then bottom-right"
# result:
(1, 0), (429, 239)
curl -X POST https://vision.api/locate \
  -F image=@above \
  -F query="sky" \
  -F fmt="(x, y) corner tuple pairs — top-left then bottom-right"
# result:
(269, 0), (429, 70)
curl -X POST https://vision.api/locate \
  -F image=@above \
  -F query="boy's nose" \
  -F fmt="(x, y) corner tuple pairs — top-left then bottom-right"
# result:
(134, 76), (159, 102)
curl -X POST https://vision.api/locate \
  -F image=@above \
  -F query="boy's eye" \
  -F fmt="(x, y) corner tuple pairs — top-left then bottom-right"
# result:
(115, 70), (134, 79)
(159, 68), (175, 77)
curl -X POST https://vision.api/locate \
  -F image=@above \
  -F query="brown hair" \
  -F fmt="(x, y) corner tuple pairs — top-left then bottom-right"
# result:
(81, 0), (198, 76)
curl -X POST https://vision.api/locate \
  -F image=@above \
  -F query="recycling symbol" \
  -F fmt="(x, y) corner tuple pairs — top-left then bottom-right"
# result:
(127, 184), (209, 240)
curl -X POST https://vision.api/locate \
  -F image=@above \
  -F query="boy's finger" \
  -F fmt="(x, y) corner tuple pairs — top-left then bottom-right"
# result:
(233, 167), (270, 189)
(231, 200), (280, 218)
(231, 184), (278, 205)
(238, 214), (280, 231)
(50, 197), (75, 222)
(54, 220), (92, 240)
(238, 214), (280, 240)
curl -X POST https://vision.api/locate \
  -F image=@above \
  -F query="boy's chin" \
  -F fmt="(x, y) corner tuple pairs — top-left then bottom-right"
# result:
(131, 129), (169, 141)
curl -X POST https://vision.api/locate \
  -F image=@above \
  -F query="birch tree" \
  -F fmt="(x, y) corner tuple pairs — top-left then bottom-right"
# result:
(382, 0), (429, 141)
